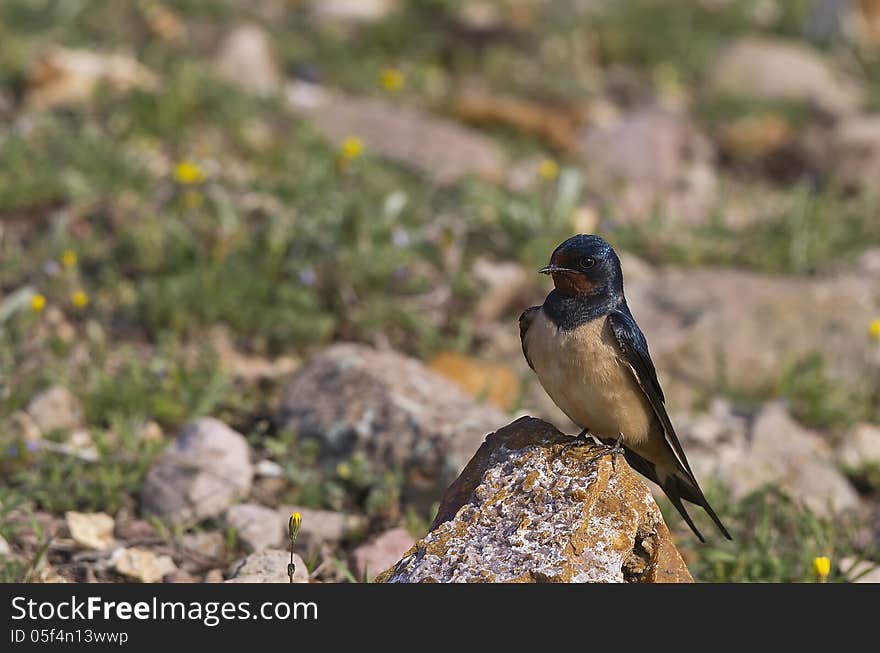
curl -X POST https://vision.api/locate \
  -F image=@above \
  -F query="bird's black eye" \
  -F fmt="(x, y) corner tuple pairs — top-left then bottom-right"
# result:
(579, 257), (596, 270)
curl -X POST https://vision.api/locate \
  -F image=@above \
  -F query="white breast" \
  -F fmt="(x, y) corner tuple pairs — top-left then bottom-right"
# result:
(524, 309), (655, 445)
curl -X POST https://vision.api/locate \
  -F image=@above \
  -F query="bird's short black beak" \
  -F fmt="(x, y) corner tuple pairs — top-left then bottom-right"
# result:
(539, 264), (575, 275)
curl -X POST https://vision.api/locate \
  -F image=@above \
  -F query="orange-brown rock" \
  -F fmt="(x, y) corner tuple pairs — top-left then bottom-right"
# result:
(376, 417), (693, 583)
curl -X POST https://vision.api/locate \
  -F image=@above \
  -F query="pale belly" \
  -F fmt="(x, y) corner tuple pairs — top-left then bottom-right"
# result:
(524, 310), (655, 446)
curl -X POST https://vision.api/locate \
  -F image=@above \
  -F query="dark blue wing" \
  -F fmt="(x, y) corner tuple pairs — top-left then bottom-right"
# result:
(606, 305), (695, 477)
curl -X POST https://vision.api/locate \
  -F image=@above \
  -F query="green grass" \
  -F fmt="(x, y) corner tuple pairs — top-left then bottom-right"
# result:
(672, 487), (878, 583)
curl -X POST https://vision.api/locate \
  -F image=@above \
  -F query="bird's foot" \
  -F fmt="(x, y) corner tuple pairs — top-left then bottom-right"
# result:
(555, 428), (593, 459)
(556, 429), (595, 458)
(587, 432), (625, 470)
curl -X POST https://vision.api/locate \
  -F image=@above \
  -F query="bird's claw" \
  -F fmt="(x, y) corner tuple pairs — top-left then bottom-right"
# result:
(587, 432), (625, 470)
(556, 428), (593, 460)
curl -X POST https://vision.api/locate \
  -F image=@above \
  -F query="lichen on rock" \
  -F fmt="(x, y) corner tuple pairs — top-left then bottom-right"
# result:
(378, 417), (692, 583)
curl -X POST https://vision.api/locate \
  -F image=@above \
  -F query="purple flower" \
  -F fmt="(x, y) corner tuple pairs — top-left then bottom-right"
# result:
(298, 268), (317, 287)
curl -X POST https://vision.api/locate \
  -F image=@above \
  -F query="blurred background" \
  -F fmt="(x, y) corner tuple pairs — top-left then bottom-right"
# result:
(1, 0), (880, 583)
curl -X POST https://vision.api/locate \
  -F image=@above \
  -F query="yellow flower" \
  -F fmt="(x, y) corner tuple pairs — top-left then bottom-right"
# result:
(61, 250), (78, 268)
(380, 68), (404, 92)
(288, 512), (302, 543)
(539, 158), (559, 180)
(71, 290), (89, 308)
(173, 161), (205, 185)
(870, 318), (880, 341)
(813, 556), (831, 581)
(336, 461), (352, 479)
(340, 137), (363, 161)
(31, 293), (46, 313)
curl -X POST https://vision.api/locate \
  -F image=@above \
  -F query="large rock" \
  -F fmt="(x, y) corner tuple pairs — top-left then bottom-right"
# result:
(578, 106), (717, 225)
(286, 82), (507, 185)
(709, 36), (863, 115)
(678, 402), (859, 517)
(622, 265), (880, 406)
(279, 343), (508, 502)
(141, 418), (254, 525)
(377, 417), (693, 583)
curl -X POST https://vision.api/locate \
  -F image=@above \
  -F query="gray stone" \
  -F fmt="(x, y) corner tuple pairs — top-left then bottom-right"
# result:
(279, 343), (508, 502)
(225, 549), (308, 583)
(141, 418), (254, 525)
(226, 503), (283, 551)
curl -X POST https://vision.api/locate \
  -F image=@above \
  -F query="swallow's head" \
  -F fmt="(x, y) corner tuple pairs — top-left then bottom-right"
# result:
(539, 234), (623, 298)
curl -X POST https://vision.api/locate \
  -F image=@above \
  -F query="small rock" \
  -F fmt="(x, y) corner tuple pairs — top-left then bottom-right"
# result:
(276, 506), (366, 553)
(838, 423), (880, 469)
(351, 527), (414, 582)
(180, 531), (225, 559)
(137, 420), (164, 443)
(841, 557), (880, 583)
(204, 569), (225, 583)
(66, 429), (99, 460)
(311, 0), (398, 23)
(112, 547), (177, 583)
(226, 503), (283, 551)
(65, 511), (115, 551)
(141, 418), (254, 525)
(0, 535), (10, 556)
(209, 327), (299, 381)
(279, 344), (508, 502)
(163, 569), (196, 583)
(113, 513), (157, 541)
(379, 417), (693, 583)
(710, 36), (863, 115)
(255, 459), (285, 478)
(214, 24), (281, 96)
(34, 564), (68, 584)
(26, 386), (83, 434)
(225, 549), (308, 583)
(26, 47), (159, 109)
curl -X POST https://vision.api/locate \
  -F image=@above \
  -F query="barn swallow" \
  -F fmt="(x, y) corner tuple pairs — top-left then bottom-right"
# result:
(520, 234), (731, 542)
